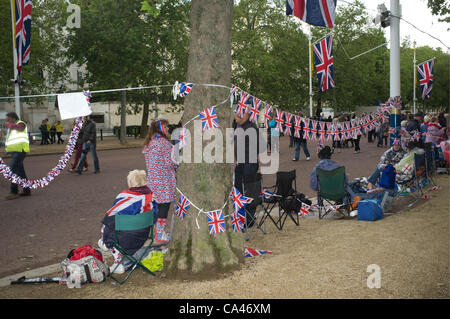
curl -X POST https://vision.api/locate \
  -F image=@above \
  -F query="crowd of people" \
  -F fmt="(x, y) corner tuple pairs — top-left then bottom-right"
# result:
(39, 119), (64, 145)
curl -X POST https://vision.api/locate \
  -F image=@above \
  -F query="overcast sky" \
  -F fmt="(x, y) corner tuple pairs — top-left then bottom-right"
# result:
(349, 0), (449, 51)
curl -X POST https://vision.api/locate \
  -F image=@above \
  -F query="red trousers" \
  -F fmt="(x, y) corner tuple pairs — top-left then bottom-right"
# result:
(71, 144), (88, 170)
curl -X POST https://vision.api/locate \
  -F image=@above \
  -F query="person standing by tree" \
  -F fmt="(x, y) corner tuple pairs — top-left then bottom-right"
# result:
(143, 119), (178, 244)
(76, 116), (100, 174)
(1, 112), (31, 199)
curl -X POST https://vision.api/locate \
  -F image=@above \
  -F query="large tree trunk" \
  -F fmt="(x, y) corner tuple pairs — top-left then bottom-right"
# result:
(164, 0), (242, 280)
(140, 99), (150, 139)
(120, 90), (127, 144)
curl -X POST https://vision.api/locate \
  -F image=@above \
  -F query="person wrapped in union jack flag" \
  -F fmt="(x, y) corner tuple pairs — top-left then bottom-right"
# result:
(99, 170), (155, 274)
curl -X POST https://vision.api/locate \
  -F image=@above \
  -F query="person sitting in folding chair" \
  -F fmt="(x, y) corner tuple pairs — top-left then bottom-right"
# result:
(98, 169), (155, 274)
(310, 146), (356, 206)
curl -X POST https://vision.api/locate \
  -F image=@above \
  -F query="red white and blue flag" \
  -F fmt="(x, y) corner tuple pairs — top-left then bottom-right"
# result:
(284, 113), (293, 135)
(313, 34), (335, 92)
(275, 109), (285, 132)
(417, 59), (434, 100)
(229, 187), (253, 213)
(106, 190), (153, 217)
(286, 0), (337, 28)
(236, 90), (252, 117)
(230, 211), (244, 232)
(14, 0), (33, 74)
(179, 82), (194, 97)
(294, 116), (302, 138)
(206, 209), (226, 235)
(261, 189), (275, 200)
(175, 195), (191, 221)
(263, 104), (273, 128)
(244, 247), (272, 258)
(199, 106), (219, 131)
(249, 97), (261, 124)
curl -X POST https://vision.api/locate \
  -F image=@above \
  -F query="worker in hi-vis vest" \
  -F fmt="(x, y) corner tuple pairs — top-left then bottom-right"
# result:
(2, 112), (31, 199)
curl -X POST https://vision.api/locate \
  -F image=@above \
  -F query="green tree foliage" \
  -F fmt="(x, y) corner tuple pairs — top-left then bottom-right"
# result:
(0, 0), (70, 97)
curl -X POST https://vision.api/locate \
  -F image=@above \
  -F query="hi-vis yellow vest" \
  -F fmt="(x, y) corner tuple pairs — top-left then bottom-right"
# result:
(5, 120), (29, 153)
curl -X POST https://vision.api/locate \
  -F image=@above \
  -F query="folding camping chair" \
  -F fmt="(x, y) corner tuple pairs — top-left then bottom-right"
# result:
(424, 142), (437, 186)
(110, 211), (155, 285)
(316, 166), (351, 219)
(260, 170), (301, 231)
(242, 173), (267, 241)
(396, 153), (426, 199)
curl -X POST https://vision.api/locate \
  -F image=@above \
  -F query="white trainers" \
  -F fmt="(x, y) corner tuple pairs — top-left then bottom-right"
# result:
(110, 263), (125, 274)
(98, 239), (108, 252)
(306, 157), (310, 161)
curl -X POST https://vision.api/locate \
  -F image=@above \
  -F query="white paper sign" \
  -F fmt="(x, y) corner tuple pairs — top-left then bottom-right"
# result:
(57, 92), (92, 120)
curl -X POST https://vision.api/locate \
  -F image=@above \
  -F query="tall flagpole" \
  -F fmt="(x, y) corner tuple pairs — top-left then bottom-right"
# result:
(413, 40), (416, 115)
(10, 0), (21, 119)
(308, 26), (313, 117)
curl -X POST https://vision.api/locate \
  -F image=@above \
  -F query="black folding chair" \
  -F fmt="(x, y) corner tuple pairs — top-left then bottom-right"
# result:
(261, 170), (300, 230)
(242, 173), (267, 240)
(316, 166), (351, 219)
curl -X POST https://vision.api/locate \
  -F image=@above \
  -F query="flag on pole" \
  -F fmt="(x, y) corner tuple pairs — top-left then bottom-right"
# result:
(417, 59), (434, 100)
(313, 34), (335, 92)
(13, 0), (33, 75)
(286, 0), (337, 28)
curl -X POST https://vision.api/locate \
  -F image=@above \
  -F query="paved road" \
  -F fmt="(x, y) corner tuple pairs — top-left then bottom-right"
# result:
(0, 136), (383, 277)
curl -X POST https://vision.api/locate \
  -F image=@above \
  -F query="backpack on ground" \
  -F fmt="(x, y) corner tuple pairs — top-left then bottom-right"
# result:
(60, 245), (109, 288)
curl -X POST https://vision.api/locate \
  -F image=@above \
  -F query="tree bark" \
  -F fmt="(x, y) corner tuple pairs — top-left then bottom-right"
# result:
(140, 99), (150, 139)
(164, 0), (243, 280)
(120, 90), (127, 144)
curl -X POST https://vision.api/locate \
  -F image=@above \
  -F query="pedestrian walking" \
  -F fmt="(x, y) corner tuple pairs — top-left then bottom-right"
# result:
(69, 120), (88, 172)
(292, 113), (310, 161)
(2, 112), (31, 199)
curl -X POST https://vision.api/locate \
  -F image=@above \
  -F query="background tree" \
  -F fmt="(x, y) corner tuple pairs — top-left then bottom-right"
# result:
(163, 0), (241, 279)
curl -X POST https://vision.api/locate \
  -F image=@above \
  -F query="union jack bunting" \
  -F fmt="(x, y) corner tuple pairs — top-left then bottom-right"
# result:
(261, 189), (275, 200)
(199, 106), (219, 131)
(299, 202), (310, 217)
(263, 104), (273, 128)
(244, 247), (272, 258)
(229, 187), (253, 213)
(388, 127), (396, 135)
(318, 121), (327, 140)
(326, 123), (333, 141)
(331, 123), (340, 141)
(230, 84), (239, 108)
(286, 0), (337, 28)
(179, 127), (187, 149)
(417, 59), (434, 100)
(313, 34), (335, 92)
(294, 116), (302, 138)
(275, 109), (285, 132)
(206, 209), (226, 235)
(310, 120), (318, 140)
(230, 211), (244, 233)
(284, 112), (293, 135)
(14, 0), (33, 74)
(237, 90), (252, 117)
(249, 97), (261, 124)
(302, 118), (311, 140)
(179, 82), (194, 97)
(175, 195), (191, 221)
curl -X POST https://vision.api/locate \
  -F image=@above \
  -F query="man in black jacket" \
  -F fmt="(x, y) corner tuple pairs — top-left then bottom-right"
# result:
(76, 116), (100, 174)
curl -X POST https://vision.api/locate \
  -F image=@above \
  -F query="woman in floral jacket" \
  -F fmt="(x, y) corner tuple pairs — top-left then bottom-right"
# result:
(143, 119), (178, 243)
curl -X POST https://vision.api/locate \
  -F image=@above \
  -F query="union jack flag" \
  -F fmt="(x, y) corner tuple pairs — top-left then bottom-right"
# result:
(244, 247), (272, 258)
(318, 121), (327, 140)
(310, 120), (318, 140)
(229, 187), (253, 213)
(230, 211), (244, 232)
(179, 83), (194, 97)
(106, 190), (153, 217)
(236, 91), (252, 117)
(179, 127), (187, 149)
(275, 109), (284, 132)
(313, 34), (335, 92)
(284, 113), (293, 135)
(14, 0), (33, 74)
(326, 123), (333, 141)
(294, 116), (302, 138)
(298, 202), (310, 217)
(286, 0), (337, 28)
(206, 209), (226, 235)
(261, 189), (275, 200)
(199, 106), (219, 131)
(417, 59), (434, 100)
(249, 97), (261, 124)
(263, 104), (273, 128)
(175, 195), (191, 221)
(302, 118), (311, 140)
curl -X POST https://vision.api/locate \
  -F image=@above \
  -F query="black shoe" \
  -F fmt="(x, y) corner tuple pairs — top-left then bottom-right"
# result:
(94, 170), (100, 174)
(19, 191), (31, 197)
